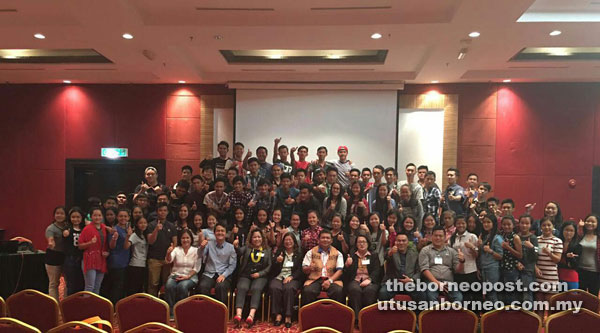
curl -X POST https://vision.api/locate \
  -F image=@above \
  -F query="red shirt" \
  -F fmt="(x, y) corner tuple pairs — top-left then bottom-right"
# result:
(79, 223), (108, 273)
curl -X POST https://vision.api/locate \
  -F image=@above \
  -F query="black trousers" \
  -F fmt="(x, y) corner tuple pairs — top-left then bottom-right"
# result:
(301, 279), (344, 305)
(126, 266), (147, 296)
(269, 278), (300, 317)
(347, 280), (378, 318)
(579, 269), (600, 297)
(198, 274), (232, 305)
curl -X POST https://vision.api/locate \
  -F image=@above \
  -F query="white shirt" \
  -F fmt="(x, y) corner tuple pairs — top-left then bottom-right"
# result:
(167, 246), (201, 277)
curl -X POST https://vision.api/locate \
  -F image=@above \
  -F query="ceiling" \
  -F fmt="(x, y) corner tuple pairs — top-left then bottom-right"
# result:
(1, 0), (600, 84)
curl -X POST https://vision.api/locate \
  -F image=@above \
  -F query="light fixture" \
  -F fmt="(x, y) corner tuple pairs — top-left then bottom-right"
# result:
(34, 33), (45, 39)
(122, 33), (134, 40)
(548, 48), (572, 56)
(549, 30), (562, 36)
(266, 54), (284, 59)
(431, 80), (439, 83)
(503, 79), (511, 82)
(63, 80), (71, 84)
(2, 55), (17, 59)
(326, 54), (343, 59)
(214, 35), (223, 40)
(468, 31), (480, 38)
(457, 48), (468, 60)
(178, 80), (186, 84)
(371, 33), (382, 39)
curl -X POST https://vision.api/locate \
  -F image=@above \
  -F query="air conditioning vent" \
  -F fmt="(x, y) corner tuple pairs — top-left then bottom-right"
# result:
(196, 7), (274, 11)
(310, 6), (391, 11)
(241, 69), (296, 72)
(64, 68), (117, 71)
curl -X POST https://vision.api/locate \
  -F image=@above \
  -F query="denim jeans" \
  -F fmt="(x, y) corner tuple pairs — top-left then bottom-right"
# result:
(82, 262), (105, 294)
(501, 269), (519, 304)
(165, 275), (198, 312)
(481, 265), (500, 303)
(520, 270), (535, 303)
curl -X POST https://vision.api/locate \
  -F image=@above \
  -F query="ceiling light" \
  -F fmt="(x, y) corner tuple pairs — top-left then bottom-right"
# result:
(214, 35), (223, 40)
(33, 33), (45, 39)
(178, 80), (186, 83)
(503, 79), (511, 82)
(431, 80), (439, 83)
(122, 33), (134, 40)
(457, 48), (468, 60)
(266, 54), (284, 59)
(326, 54), (343, 59)
(2, 55), (17, 59)
(468, 31), (480, 38)
(549, 30), (562, 36)
(371, 33), (382, 39)
(63, 80), (71, 84)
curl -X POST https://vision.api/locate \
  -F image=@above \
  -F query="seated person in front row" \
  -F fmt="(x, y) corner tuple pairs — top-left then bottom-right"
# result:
(418, 226), (464, 302)
(301, 230), (345, 305)
(379, 233), (425, 302)
(198, 224), (236, 305)
(344, 234), (381, 321)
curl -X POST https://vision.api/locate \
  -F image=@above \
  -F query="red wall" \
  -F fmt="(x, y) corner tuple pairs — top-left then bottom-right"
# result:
(0, 84), (232, 247)
(1, 83), (598, 248)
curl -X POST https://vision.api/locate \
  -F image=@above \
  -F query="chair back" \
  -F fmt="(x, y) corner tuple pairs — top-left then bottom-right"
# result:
(0, 297), (5, 317)
(480, 306), (541, 333)
(47, 321), (105, 333)
(174, 295), (227, 333)
(299, 299), (354, 333)
(546, 308), (600, 333)
(418, 303), (478, 333)
(302, 326), (342, 333)
(549, 289), (600, 314)
(60, 292), (114, 323)
(123, 322), (182, 333)
(0, 317), (41, 333)
(116, 293), (169, 332)
(6, 289), (59, 332)
(358, 302), (416, 333)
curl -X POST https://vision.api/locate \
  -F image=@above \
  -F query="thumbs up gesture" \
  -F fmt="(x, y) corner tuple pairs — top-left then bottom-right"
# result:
(232, 224), (239, 234)
(127, 226), (133, 237)
(167, 242), (175, 255)
(345, 255), (353, 267)
(458, 248), (465, 262)
(112, 230), (119, 240)
(200, 238), (208, 249)
(233, 236), (239, 248)
(277, 252), (284, 263)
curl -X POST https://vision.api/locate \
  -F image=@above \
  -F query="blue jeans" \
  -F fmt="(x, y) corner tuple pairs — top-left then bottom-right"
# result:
(165, 275), (198, 312)
(378, 280), (426, 302)
(481, 265), (500, 303)
(502, 269), (519, 304)
(424, 281), (463, 303)
(83, 262), (105, 294)
(520, 270), (535, 303)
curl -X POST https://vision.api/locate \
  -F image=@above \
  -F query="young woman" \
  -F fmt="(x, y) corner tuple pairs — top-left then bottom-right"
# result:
(517, 215), (538, 303)
(132, 205), (144, 221)
(104, 207), (118, 228)
(301, 211), (323, 252)
(45, 206), (67, 301)
(284, 212), (301, 247)
(252, 208), (270, 231)
(347, 181), (369, 220)
(577, 214), (600, 295)
(331, 214), (350, 255)
(535, 217), (563, 316)
(401, 215), (420, 244)
(370, 184), (396, 221)
(397, 184), (424, 229)
(233, 230), (272, 328)
(417, 213), (436, 251)
(175, 204), (191, 234)
(478, 212), (503, 304)
(78, 207), (109, 294)
(441, 210), (456, 243)
(126, 216), (149, 295)
(202, 213), (218, 242)
(558, 221), (581, 290)
(344, 234), (381, 324)
(500, 216), (522, 303)
(466, 214), (483, 237)
(165, 229), (200, 315)
(533, 201), (563, 236)
(450, 215), (479, 307)
(190, 212), (203, 246)
(322, 182), (347, 229)
(107, 208), (132, 305)
(385, 210), (402, 247)
(347, 214), (370, 255)
(63, 207), (85, 296)
(269, 232), (303, 328)
(367, 213), (388, 267)
(230, 207), (250, 247)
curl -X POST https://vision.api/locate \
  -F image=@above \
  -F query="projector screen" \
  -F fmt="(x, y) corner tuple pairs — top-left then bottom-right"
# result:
(235, 89), (398, 170)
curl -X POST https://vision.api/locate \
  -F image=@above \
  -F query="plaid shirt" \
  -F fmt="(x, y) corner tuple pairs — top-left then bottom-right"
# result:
(424, 186), (441, 218)
(245, 173), (264, 194)
(301, 226), (323, 252)
(228, 190), (252, 210)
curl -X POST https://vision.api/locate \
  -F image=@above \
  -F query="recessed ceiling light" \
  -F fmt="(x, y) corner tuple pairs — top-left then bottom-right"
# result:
(431, 80), (439, 83)
(326, 54), (343, 59)
(371, 33), (382, 39)
(178, 80), (186, 84)
(214, 35), (223, 40)
(468, 31), (480, 38)
(63, 80), (71, 84)
(549, 30), (562, 36)
(503, 79), (511, 82)
(457, 48), (468, 60)
(2, 55), (17, 59)
(34, 33), (45, 39)
(266, 54), (284, 59)
(122, 33), (134, 40)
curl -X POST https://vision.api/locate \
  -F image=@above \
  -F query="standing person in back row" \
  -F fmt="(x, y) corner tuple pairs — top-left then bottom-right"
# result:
(443, 168), (466, 215)
(330, 146), (355, 188)
(200, 141), (233, 179)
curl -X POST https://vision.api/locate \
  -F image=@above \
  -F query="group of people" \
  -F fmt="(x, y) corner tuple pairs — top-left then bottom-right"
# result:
(44, 139), (600, 328)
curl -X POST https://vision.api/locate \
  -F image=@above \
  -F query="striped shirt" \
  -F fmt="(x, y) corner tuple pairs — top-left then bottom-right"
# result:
(537, 235), (563, 293)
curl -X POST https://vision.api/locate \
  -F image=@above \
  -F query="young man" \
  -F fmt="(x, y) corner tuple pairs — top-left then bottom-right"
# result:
(146, 202), (177, 296)
(254, 146), (272, 180)
(291, 146), (311, 179)
(198, 223), (237, 304)
(330, 146), (355, 188)
(245, 157), (264, 194)
(294, 169), (309, 188)
(366, 165), (385, 205)
(173, 165), (193, 193)
(486, 197), (501, 217)
(231, 142), (250, 175)
(463, 173), (479, 212)
(250, 179), (275, 214)
(398, 163), (424, 201)
(201, 167), (215, 192)
(228, 176), (253, 214)
(273, 138), (293, 174)
(187, 175), (208, 217)
(308, 146), (332, 181)
(418, 226), (464, 302)
(301, 230), (345, 305)
(104, 196), (118, 210)
(442, 168), (466, 215)
(170, 179), (190, 208)
(500, 198), (516, 217)
(199, 141), (233, 179)
(360, 168), (372, 189)
(116, 191), (128, 208)
(469, 182), (491, 214)
(423, 171), (442, 218)
(378, 233), (424, 302)
(293, 183), (322, 230)
(225, 166), (239, 194)
(417, 165), (428, 188)
(203, 177), (230, 223)
(274, 173), (299, 226)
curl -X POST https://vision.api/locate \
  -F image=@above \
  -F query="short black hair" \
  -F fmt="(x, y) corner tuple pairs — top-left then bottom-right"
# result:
(405, 163), (416, 169)
(281, 172), (292, 181)
(232, 175), (246, 185)
(319, 229), (333, 238)
(295, 168), (307, 176)
(177, 179), (190, 191)
(487, 197), (499, 204)
(256, 146), (268, 154)
(317, 146), (328, 153)
(432, 225), (445, 233)
(156, 202), (169, 211)
(181, 165), (193, 173)
(350, 168), (361, 175)
(248, 157), (259, 165)
(425, 171), (436, 179)
(299, 183), (313, 192)
(191, 175), (204, 182)
(234, 142), (244, 148)
(213, 177), (227, 185)
(298, 145), (308, 152)
(480, 182), (492, 192)
(361, 167), (371, 174)
(257, 179), (271, 187)
(467, 173), (478, 180)
(218, 141), (229, 149)
(501, 198), (515, 208)
(327, 167), (339, 175)
(279, 145), (289, 152)
(384, 167), (397, 176)
(447, 167), (460, 177)
(227, 166), (239, 174)
(373, 165), (385, 173)
(104, 196), (117, 203)
(417, 165), (429, 171)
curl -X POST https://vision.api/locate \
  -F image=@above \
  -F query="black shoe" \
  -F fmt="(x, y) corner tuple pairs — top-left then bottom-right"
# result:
(274, 320), (282, 326)
(285, 322), (292, 328)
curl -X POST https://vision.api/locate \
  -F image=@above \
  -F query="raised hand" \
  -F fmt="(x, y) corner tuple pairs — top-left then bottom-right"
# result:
(63, 229), (70, 237)
(345, 255), (353, 267)
(200, 238), (209, 249)
(112, 230), (119, 241)
(127, 226), (133, 237)
(457, 248), (465, 262)
(379, 223), (386, 231)
(191, 201), (198, 211)
(277, 252), (284, 263)
(274, 137), (281, 145)
(232, 236), (239, 248)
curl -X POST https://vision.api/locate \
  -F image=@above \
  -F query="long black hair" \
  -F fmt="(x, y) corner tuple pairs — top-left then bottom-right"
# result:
(480, 210), (498, 246)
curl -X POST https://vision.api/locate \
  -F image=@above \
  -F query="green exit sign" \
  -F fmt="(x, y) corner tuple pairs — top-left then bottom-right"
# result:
(101, 148), (128, 158)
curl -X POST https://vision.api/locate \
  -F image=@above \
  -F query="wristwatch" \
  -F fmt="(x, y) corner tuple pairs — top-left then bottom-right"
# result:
(328, 278), (333, 284)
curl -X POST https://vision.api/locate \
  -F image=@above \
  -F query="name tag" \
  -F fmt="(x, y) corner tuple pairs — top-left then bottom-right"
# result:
(284, 261), (294, 268)
(361, 259), (370, 265)
(257, 252), (264, 257)
(434, 256), (443, 265)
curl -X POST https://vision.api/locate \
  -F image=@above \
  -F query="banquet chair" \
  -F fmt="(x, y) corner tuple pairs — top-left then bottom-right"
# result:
(418, 302), (478, 333)
(480, 306), (541, 333)
(546, 308), (600, 333)
(299, 299), (354, 333)
(47, 321), (105, 333)
(6, 289), (59, 332)
(116, 293), (169, 332)
(549, 289), (600, 315)
(124, 322), (182, 333)
(358, 302), (416, 333)
(0, 317), (41, 333)
(173, 295), (227, 333)
(60, 291), (113, 323)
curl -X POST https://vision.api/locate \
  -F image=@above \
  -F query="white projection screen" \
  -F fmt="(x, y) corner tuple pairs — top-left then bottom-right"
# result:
(235, 89), (398, 169)
(397, 108), (444, 179)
